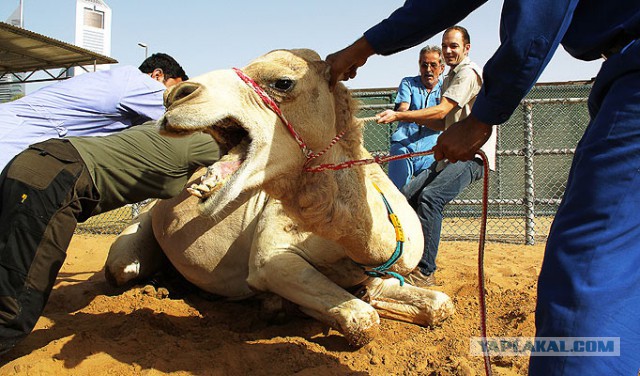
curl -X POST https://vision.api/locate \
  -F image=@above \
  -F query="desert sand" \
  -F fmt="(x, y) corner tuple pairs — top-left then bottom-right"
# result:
(0, 234), (545, 375)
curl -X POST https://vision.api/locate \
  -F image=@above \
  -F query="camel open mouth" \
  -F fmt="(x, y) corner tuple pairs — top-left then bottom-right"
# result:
(186, 118), (253, 201)
(204, 118), (248, 156)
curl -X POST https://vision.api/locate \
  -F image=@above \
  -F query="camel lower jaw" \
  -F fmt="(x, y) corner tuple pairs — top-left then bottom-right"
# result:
(187, 139), (249, 200)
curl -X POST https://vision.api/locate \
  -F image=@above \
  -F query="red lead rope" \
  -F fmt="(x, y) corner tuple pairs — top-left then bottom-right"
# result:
(477, 151), (492, 376)
(234, 67), (492, 376)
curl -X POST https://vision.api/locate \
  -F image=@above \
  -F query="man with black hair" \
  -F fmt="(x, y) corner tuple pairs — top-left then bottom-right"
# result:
(0, 52), (218, 355)
(137, 52), (189, 85)
(0, 52), (187, 171)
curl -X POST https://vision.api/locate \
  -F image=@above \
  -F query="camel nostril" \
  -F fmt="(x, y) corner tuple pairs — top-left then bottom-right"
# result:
(164, 82), (201, 108)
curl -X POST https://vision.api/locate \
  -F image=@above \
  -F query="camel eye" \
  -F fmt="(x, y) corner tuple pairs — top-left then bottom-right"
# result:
(271, 78), (295, 92)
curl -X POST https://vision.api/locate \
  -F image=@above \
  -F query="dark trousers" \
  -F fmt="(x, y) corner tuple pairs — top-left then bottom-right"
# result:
(401, 159), (484, 275)
(0, 139), (99, 354)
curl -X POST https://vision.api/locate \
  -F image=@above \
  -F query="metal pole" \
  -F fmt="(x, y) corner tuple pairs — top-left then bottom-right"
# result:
(523, 103), (536, 245)
(19, 0), (24, 28)
(138, 42), (148, 59)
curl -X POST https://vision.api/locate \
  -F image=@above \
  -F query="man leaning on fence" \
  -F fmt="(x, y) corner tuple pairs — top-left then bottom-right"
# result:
(326, 0), (640, 374)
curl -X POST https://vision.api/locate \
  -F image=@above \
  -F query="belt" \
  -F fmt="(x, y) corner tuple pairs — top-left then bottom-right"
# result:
(601, 32), (637, 60)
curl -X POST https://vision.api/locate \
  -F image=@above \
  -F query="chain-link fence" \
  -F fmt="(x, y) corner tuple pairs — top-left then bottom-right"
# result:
(78, 81), (593, 245)
(353, 81), (592, 245)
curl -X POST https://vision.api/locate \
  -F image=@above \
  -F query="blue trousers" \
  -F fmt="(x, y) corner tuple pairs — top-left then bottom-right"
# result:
(388, 141), (436, 189)
(402, 159), (483, 275)
(388, 123), (439, 189)
(529, 41), (640, 374)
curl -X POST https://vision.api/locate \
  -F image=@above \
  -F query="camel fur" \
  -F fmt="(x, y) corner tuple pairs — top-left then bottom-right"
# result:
(104, 49), (454, 347)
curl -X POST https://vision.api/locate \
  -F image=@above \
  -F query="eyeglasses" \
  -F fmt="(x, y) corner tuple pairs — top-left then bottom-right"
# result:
(420, 62), (442, 69)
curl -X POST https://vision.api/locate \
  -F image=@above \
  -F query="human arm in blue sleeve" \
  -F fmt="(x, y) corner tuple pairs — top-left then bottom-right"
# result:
(433, 0), (580, 163)
(364, 0), (487, 56)
(327, 0), (486, 90)
(471, 0), (580, 125)
(118, 72), (168, 124)
(395, 77), (413, 109)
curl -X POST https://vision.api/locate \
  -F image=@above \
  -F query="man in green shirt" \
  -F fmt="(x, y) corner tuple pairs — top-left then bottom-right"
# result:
(0, 122), (219, 354)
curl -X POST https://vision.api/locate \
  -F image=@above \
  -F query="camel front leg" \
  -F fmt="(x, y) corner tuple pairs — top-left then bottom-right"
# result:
(104, 200), (168, 286)
(360, 277), (455, 326)
(247, 250), (379, 347)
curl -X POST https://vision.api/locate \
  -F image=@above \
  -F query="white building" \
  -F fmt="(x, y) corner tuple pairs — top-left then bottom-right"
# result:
(73, 0), (112, 76)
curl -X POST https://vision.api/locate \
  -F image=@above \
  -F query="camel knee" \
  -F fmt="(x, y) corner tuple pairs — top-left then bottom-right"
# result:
(104, 208), (166, 287)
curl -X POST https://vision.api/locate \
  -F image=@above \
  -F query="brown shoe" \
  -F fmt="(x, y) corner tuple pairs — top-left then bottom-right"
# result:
(406, 269), (436, 288)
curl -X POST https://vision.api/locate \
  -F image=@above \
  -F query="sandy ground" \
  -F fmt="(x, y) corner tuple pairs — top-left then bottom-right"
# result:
(0, 234), (545, 376)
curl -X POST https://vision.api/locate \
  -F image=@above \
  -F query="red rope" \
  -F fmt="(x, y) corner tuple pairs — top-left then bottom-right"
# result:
(304, 149), (434, 172)
(476, 151), (492, 376)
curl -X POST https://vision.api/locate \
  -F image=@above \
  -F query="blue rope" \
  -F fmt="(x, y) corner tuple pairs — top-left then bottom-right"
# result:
(362, 241), (405, 286)
(358, 184), (406, 286)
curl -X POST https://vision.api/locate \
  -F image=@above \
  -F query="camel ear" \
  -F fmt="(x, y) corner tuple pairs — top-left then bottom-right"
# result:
(323, 64), (332, 82)
(312, 61), (332, 82)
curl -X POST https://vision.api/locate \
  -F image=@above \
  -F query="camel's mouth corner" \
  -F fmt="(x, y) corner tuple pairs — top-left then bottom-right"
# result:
(186, 118), (253, 201)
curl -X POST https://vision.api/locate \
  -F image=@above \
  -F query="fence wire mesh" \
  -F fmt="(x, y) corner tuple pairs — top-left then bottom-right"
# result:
(77, 81), (593, 245)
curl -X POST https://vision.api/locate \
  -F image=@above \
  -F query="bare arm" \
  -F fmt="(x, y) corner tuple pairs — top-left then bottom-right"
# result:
(432, 114), (492, 162)
(377, 97), (457, 131)
(395, 102), (410, 112)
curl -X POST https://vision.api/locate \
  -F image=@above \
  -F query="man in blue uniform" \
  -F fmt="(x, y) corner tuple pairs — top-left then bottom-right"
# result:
(327, 1), (640, 374)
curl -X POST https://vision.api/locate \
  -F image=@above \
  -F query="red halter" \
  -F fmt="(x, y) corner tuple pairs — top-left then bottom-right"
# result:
(233, 68), (346, 171)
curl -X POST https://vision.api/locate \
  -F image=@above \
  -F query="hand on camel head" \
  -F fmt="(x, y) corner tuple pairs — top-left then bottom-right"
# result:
(326, 37), (376, 91)
(432, 114), (493, 163)
(375, 109), (398, 124)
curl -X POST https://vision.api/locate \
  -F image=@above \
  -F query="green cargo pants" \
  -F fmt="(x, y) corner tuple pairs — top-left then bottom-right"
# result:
(0, 139), (99, 354)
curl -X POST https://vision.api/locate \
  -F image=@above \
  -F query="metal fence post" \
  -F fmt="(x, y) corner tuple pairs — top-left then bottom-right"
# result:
(523, 102), (536, 245)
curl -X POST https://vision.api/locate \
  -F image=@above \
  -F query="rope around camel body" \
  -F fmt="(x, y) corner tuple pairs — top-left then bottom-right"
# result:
(305, 119), (494, 376)
(304, 140), (494, 375)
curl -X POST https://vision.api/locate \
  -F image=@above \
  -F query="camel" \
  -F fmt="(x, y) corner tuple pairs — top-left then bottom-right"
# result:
(104, 49), (454, 347)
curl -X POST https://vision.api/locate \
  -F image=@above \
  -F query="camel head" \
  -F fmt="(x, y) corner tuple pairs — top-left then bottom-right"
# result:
(159, 49), (359, 217)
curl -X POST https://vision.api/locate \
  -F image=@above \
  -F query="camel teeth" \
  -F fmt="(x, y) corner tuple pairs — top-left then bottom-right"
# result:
(187, 186), (204, 198)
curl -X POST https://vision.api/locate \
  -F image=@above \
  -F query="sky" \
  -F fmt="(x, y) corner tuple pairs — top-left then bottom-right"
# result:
(1, 0), (602, 93)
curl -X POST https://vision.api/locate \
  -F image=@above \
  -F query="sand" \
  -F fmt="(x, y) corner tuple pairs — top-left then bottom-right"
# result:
(0, 234), (545, 376)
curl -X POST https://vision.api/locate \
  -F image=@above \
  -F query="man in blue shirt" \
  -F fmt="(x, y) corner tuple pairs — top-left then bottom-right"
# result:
(0, 53), (187, 171)
(387, 45), (444, 189)
(327, 1), (640, 374)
